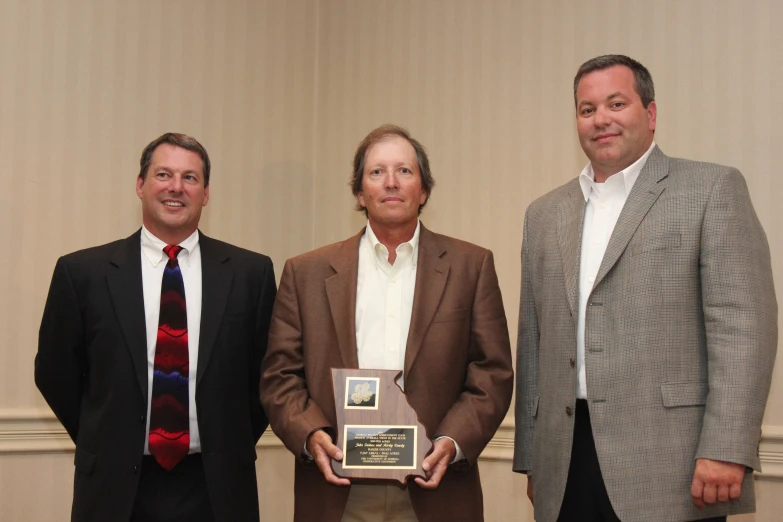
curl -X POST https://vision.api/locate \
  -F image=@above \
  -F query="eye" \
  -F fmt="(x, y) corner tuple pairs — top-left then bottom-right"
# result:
(184, 174), (198, 183)
(611, 101), (625, 109)
(155, 171), (169, 179)
(580, 107), (594, 116)
(370, 168), (383, 175)
(400, 167), (411, 174)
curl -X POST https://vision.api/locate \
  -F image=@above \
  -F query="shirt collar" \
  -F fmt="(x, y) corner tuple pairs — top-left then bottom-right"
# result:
(140, 226), (200, 267)
(578, 142), (656, 201)
(364, 220), (421, 270)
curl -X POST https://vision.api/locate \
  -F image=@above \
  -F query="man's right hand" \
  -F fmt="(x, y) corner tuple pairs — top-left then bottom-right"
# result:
(306, 430), (350, 486)
(527, 475), (534, 505)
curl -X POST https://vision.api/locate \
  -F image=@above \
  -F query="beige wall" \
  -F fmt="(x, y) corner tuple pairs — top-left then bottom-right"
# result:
(1, 0), (781, 520)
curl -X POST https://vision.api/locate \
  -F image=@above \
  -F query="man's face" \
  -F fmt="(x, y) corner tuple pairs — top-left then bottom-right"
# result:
(357, 136), (428, 232)
(136, 144), (209, 243)
(576, 65), (656, 181)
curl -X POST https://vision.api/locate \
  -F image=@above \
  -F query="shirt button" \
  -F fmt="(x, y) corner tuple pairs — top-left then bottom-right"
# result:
(600, 203), (607, 209)
(389, 312), (397, 318)
(566, 406), (573, 416)
(588, 277), (595, 283)
(593, 239), (600, 245)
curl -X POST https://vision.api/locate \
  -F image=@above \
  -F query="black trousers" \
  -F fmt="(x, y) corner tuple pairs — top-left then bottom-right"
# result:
(130, 454), (215, 522)
(557, 400), (726, 522)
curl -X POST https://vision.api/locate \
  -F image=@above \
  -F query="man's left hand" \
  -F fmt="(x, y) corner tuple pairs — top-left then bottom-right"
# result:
(691, 458), (745, 508)
(414, 438), (456, 490)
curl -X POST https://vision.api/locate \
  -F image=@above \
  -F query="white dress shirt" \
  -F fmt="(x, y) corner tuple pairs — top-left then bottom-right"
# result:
(355, 220), (463, 461)
(355, 221), (420, 385)
(140, 226), (203, 453)
(576, 142), (656, 399)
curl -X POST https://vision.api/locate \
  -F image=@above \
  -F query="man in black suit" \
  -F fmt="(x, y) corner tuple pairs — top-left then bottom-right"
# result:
(35, 133), (276, 522)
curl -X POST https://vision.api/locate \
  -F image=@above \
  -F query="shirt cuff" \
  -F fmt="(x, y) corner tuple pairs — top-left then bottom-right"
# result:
(434, 436), (464, 463)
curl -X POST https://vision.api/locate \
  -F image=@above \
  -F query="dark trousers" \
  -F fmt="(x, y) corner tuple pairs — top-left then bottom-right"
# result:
(557, 400), (725, 522)
(130, 454), (215, 522)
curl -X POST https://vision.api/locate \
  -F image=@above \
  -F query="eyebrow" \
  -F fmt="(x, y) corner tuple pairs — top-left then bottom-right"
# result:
(152, 167), (200, 177)
(578, 91), (625, 109)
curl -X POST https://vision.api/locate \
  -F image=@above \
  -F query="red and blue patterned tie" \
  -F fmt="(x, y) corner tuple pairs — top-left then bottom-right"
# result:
(148, 245), (190, 470)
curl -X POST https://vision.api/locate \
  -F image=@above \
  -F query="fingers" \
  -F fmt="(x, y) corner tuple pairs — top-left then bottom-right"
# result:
(307, 430), (350, 486)
(415, 439), (455, 490)
(691, 458), (745, 508)
(729, 481), (742, 500)
(690, 476), (705, 509)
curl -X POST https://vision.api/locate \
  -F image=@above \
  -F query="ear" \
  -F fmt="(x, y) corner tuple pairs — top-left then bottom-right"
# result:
(647, 100), (657, 132)
(357, 191), (367, 209)
(136, 175), (145, 199)
(419, 190), (428, 206)
(203, 185), (210, 207)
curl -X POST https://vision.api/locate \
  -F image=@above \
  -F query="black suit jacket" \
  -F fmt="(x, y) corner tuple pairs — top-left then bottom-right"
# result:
(35, 230), (276, 522)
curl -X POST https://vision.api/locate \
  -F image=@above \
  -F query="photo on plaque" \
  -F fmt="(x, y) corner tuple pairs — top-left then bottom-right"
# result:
(342, 425), (417, 469)
(344, 377), (380, 410)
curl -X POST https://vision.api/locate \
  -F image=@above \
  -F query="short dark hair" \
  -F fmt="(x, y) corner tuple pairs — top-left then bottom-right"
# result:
(573, 54), (655, 108)
(350, 124), (435, 216)
(139, 133), (211, 187)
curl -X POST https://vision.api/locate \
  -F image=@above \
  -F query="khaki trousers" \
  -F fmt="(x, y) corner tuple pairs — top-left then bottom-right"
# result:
(341, 484), (418, 522)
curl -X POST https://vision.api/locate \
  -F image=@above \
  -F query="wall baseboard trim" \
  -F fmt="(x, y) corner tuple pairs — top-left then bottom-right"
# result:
(3, 410), (782, 478)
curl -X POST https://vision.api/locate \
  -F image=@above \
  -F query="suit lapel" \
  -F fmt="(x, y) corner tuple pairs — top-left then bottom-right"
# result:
(557, 181), (586, 322)
(404, 225), (449, 375)
(325, 231), (362, 368)
(106, 230), (148, 399)
(197, 234), (233, 385)
(593, 146), (670, 289)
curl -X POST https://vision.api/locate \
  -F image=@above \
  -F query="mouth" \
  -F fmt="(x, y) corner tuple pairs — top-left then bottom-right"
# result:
(593, 133), (619, 142)
(382, 197), (403, 203)
(162, 201), (185, 208)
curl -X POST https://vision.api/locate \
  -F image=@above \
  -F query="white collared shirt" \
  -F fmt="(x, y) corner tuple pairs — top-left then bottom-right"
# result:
(355, 221), (420, 387)
(140, 226), (203, 453)
(354, 220), (464, 461)
(576, 142), (656, 399)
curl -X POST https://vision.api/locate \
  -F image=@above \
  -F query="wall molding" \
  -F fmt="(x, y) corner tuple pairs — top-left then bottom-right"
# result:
(2, 410), (782, 478)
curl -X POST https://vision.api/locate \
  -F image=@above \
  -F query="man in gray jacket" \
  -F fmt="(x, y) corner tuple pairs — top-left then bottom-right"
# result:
(513, 54), (777, 522)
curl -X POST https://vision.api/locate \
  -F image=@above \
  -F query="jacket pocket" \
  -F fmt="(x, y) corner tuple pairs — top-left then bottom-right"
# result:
(661, 381), (708, 407)
(432, 308), (468, 323)
(74, 446), (96, 475)
(627, 232), (682, 257)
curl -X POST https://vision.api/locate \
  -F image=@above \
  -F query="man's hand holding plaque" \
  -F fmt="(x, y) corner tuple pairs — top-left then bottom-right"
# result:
(305, 429), (350, 486)
(330, 368), (433, 486)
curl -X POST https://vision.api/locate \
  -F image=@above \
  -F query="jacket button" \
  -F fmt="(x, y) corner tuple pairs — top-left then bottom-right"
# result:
(569, 358), (575, 368)
(565, 406), (573, 416)
(140, 415), (145, 423)
(133, 465), (138, 474)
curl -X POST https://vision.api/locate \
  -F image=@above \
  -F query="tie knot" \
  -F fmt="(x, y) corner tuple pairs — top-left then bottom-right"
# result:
(163, 245), (183, 262)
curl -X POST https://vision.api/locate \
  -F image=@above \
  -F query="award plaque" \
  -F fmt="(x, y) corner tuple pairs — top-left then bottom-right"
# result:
(331, 368), (431, 484)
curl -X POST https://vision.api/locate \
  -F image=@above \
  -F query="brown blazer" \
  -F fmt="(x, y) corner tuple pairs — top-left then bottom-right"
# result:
(261, 224), (513, 522)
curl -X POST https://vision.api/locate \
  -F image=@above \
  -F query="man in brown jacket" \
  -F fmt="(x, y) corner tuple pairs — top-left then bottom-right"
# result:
(261, 124), (513, 522)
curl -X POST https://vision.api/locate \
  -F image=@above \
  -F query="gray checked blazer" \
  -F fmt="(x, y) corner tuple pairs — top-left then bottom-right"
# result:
(512, 146), (777, 522)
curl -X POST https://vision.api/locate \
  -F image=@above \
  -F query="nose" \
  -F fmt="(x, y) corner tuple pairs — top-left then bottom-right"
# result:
(168, 174), (184, 192)
(593, 106), (611, 127)
(384, 172), (399, 189)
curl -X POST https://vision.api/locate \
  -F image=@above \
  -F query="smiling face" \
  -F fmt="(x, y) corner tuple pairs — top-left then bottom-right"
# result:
(136, 143), (209, 245)
(576, 65), (657, 182)
(357, 135), (428, 234)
